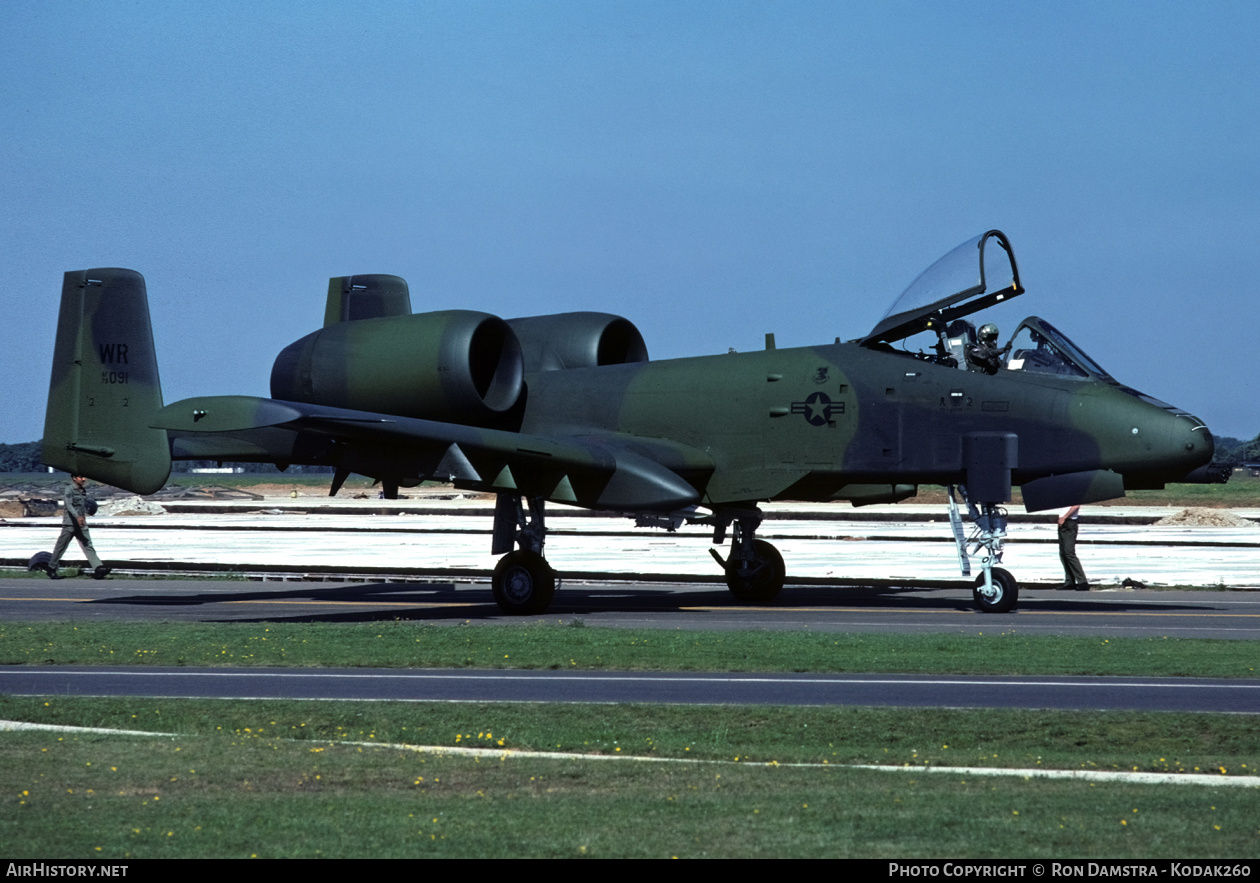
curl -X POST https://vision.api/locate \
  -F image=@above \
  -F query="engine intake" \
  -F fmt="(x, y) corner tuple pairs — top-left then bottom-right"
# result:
(507, 312), (648, 372)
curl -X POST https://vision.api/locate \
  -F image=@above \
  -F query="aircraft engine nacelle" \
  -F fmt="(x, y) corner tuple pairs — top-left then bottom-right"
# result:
(270, 311), (524, 424)
(507, 312), (648, 373)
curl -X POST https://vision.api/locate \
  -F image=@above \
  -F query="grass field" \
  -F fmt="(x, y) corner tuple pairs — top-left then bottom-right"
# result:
(2, 620), (1259, 857)
(2, 697), (1258, 859)
(4, 470), (1259, 857)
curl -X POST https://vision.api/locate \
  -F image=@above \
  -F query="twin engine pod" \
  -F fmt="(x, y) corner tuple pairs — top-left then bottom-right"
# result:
(271, 310), (524, 424)
(270, 288), (648, 426)
(507, 312), (648, 373)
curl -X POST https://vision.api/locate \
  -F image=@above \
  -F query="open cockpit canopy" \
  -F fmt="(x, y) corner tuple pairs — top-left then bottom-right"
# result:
(855, 231), (1189, 412)
(861, 230), (1023, 347)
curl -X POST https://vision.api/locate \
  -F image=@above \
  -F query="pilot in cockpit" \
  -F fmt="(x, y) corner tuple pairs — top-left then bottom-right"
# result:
(965, 323), (1011, 375)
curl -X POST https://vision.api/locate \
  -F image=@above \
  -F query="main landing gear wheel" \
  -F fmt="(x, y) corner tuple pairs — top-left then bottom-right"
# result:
(492, 550), (556, 615)
(973, 566), (1018, 614)
(726, 539), (785, 603)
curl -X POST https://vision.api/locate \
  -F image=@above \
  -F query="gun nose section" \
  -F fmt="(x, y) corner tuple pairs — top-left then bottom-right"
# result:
(1162, 410), (1214, 476)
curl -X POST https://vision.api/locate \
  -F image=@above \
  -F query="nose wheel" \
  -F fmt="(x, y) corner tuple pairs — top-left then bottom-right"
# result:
(973, 566), (1018, 614)
(948, 485), (1019, 613)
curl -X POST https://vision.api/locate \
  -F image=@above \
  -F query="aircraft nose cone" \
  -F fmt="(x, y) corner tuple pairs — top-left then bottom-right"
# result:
(1186, 415), (1213, 460)
(1155, 411), (1214, 475)
(1084, 389), (1214, 482)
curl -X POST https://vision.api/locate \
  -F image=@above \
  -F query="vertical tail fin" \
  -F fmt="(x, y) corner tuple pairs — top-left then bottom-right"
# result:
(323, 274), (411, 326)
(42, 268), (171, 493)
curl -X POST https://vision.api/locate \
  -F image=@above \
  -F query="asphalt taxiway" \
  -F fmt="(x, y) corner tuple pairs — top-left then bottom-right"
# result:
(2, 496), (1257, 710)
(2, 666), (1257, 713)
(2, 576), (1260, 641)
(2, 497), (1258, 637)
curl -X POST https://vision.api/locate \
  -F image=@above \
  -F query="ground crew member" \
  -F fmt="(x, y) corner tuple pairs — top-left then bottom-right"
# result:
(1057, 505), (1089, 591)
(45, 475), (110, 580)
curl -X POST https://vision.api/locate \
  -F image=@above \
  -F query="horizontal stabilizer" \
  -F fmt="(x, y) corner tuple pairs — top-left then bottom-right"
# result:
(152, 396), (306, 433)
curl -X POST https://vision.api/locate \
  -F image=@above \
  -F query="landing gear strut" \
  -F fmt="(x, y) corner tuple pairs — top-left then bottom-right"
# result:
(709, 508), (785, 602)
(490, 494), (555, 615)
(948, 485), (1018, 613)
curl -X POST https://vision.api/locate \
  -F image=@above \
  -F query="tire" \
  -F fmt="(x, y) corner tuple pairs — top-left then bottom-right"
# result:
(27, 551), (52, 573)
(973, 567), (1018, 613)
(491, 550), (557, 615)
(725, 539), (785, 603)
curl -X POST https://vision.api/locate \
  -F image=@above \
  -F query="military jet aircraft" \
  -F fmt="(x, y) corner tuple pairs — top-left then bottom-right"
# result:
(42, 230), (1218, 614)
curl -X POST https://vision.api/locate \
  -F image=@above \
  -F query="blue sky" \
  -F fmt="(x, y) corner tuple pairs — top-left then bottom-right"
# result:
(3, 1), (1258, 444)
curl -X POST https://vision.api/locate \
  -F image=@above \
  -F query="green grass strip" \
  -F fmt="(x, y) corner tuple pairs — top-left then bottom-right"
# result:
(2, 697), (1258, 858)
(1, 620), (1258, 678)
(6, 695), (1260, 771)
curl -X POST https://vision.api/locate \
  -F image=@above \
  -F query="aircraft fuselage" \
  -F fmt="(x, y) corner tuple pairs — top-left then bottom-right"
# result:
(521, 341), (1212, 508)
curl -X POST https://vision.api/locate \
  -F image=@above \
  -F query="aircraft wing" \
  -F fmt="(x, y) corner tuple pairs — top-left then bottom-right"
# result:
(151, 395), (709, 512)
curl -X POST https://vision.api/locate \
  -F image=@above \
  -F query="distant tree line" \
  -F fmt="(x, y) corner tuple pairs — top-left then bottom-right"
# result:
(1211, 435), (1260, 466)
(0, 441), (42, 472)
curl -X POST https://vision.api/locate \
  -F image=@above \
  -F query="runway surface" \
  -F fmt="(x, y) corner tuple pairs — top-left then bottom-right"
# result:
(3, 498), (1258, 710)
(3, 500), (1259, 587)
(3, 666), (1258, 713)
(2, 576), (1260, 639)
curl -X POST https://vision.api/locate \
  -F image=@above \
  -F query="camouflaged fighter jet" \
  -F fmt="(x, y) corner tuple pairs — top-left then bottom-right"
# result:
(43, 230), (1220, 614)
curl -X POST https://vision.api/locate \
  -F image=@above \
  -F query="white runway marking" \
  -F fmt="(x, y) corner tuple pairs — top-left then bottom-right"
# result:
(4, 718), (1255, 787)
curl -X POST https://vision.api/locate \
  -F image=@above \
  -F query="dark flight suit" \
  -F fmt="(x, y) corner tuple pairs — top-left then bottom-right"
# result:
(966, 341), (1012, 375)
(49, 481), (103, 572)
(1057, 506), (1088, 590)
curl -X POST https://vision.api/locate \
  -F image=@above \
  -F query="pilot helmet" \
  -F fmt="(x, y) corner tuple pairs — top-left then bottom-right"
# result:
(978, 323), (999, 344)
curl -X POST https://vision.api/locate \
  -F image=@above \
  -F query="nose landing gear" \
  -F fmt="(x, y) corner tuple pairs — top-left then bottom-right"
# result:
(949, 485), (1019, 613)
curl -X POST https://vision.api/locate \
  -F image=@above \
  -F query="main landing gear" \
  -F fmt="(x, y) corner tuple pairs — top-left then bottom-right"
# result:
(490, 494), (555, 615)
(708, 508), (785, 602)
(485, 491), (1016, 615)
(947, 485), (1019, 613)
